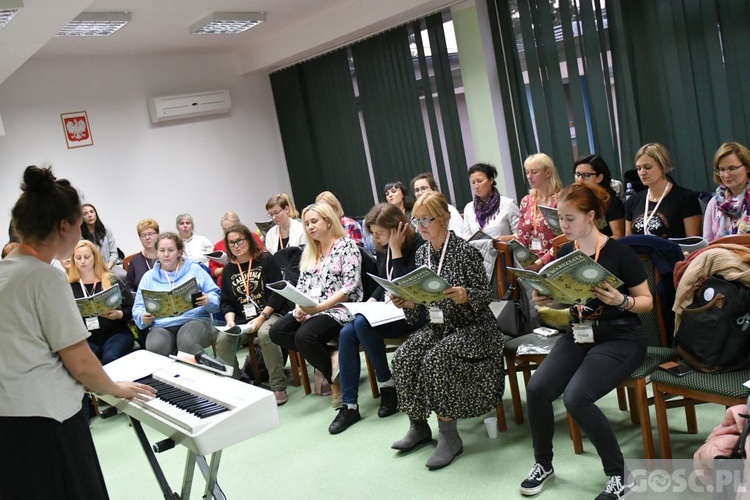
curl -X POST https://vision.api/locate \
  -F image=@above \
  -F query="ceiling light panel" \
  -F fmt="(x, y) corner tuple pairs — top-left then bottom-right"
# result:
(0, 0), (23, 30)
(56, 12), (131, 37)
(190, 12), (266, 35)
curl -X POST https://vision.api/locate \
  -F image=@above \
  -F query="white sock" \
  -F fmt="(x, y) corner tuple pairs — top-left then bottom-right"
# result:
(346, 403), (358, 410)
(379, 378), (395, 388)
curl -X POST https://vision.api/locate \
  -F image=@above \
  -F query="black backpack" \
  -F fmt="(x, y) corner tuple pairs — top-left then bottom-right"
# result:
(675, 275), (750, 373)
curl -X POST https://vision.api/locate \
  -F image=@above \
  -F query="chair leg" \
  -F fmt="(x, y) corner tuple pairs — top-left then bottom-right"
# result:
(89, 392), (101, 417)
(247, 338), (262, 384)
(496, 402), (508, 432)
(567, 413), (584, 454)
(686, 404), (698, 434)
(289, 350), (301, 387)
(298, 352), (311, 395)
(364, 351), (379, 399)
(652, 382), (672, 459)
(504, 353), (525, 425)
(626, 387), (639, 425)
(632, 379), (655, 459)
(616, 386), (628, 412)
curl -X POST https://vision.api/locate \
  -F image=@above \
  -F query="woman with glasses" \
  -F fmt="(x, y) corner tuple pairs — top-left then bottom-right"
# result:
(411, 172), (464, 235)
(624, 143), (702, 238)
(390, 192), (504, 470)
(461, 163), (519, 240)
(269, 202), (362, 407)
(573, 155), (625, 238)
(214, 224), (290, 405)
(703, 142), (750, 242)
(133, 232), (221, 356)
(208, 212), (264, 284)
(516, 154), (564, 269)
(328, 203), (426, 434)
(126, 219), (160, 294)
(264, 193), (304, 254)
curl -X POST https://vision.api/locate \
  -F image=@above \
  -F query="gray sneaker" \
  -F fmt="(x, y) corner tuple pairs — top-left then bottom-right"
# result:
(519, 463), (554, 496)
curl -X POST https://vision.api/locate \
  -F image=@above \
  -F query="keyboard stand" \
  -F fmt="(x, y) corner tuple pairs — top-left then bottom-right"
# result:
(128, 416), (226, 500)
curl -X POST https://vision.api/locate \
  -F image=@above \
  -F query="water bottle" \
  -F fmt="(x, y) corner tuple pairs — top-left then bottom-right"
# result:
(624, 182), (635, 200)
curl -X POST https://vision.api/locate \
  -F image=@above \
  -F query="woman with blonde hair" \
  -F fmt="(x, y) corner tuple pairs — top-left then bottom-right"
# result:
(516, 153), (564, 269)
(315, 190), (364, 246)
(69, 240), (133, 365)
(390, 192), (504, 470)
(269, 202), (362, 406)
(264, 193), (305, 254)
(703, 142), (750, 242)
(624, 142), (702, 238)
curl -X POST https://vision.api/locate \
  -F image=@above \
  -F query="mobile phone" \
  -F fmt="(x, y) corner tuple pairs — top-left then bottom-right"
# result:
(659, 361), (694, 377)
(191, 292), (202, 307)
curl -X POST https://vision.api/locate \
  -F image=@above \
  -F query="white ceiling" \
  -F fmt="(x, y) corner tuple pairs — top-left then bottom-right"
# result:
(0, 0), (466, 86)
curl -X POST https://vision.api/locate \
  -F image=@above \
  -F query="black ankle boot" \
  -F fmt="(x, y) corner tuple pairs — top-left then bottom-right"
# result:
(378, 386), (398, 418)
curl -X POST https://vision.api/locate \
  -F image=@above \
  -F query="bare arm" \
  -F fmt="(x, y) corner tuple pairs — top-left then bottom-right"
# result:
(625, 220), (633, 236)
(609, 218), (625, 239)
(683, 215), (703, 237)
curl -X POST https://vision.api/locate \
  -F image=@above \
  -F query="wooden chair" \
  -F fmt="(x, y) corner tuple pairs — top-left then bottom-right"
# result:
(364, 337), (406, 399)
(122, 253), (136, 272)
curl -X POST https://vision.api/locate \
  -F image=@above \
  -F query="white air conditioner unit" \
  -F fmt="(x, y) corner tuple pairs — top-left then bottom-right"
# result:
(147, 89), (231, 124)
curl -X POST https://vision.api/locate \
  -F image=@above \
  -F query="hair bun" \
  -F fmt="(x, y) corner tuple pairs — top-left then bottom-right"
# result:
(21, 166), (56, 193)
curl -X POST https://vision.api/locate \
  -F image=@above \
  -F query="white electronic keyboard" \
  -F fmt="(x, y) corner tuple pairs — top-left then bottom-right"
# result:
(100, 350), (280, 456)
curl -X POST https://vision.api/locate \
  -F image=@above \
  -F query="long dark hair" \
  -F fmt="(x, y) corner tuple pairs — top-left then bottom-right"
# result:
(383, 181), (414, 211)
(224, 224), (263, 260)
(364, 203), (416, 254)
(574, 154), (616, 196)
(80, 203), (107, 246)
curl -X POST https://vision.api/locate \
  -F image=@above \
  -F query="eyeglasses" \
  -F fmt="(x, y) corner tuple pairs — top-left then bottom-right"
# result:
(227, 238), (247, 247)
(414, 186), (432, 194)
(714, 165), (745, 176)
(267, 209), (283, 218)
(410, 217), (436, 228)
(140, 232), (158, 239)
(574, 172), (596, 180)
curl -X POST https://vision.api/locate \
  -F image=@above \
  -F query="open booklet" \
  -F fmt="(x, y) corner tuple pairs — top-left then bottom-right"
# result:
(266, 280), (319, 307)
(340, 301), (405, 327)
(204, 251), (228, 265)
(539, 205), (607, 235)
(368, 265), (450, 305)
(141, 277), (199, 319)
(509, 250), (623, 304)
(256, 220), (275, 238)
(76, 284), (123, 318)
(468, 230), (493, 242)
(507, 239), (539, 267)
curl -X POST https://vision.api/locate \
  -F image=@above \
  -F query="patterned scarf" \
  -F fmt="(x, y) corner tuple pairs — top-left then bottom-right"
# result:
(474, 188), (500, 228)
(713, 182), (750, 238)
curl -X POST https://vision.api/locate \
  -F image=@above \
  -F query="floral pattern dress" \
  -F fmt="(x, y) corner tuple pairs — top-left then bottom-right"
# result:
(516, 193), (559, 266)
(392, 231), (505, 420)
(296, 237), (362, 324)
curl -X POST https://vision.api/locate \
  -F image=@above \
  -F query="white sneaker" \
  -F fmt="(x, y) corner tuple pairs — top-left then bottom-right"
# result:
(595, 475), (632, 500)
(519, 463), (555, 496)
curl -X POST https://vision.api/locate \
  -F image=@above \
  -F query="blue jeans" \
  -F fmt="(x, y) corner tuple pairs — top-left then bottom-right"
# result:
(339, 313), (424, 405)
(87, 332), (134, 365)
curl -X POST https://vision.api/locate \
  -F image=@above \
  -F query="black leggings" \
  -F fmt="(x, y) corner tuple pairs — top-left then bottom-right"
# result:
(269, 313), (342, 383)
(526, 326), (646, 477)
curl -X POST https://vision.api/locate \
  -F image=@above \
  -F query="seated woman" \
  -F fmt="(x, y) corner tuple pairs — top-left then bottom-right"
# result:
(176, 213), (214, 266)
(269, 202), (362, 407)
(329, 203), (426, 434)
(625, 143), (702, 238)
(390, 192), (504, 470)
(411, 172), (464, 235)
(573, 154), (625, 238)
(80, 203), (119, 270)
(264, 194), (305, 254)
(516, 154), (564, 269)
(315, 191), (364, 246)
(133, 232), (220, 356)
(461, 163), (519, 241)
(703, 142), (750, 242)
(126, 218), (159, 294)
(215, 224), (290, 405)
(384, 181), (414, 217)
(68, 240), (133, 365)
(209, 212), (264, 284)
(518, 183), (652, 499)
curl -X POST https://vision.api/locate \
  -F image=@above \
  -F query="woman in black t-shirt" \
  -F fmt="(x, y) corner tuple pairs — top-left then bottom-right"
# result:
(624, 143), (702, 238)
(573, 154), (625, 238)
(518, 183), (652, 499)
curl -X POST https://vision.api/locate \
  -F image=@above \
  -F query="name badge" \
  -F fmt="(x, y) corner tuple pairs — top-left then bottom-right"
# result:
(429, 306), (444, 324)
(530, 237), (543, 251)
(85, 317), (100, 331)
(243, 302), (257, 319)
(572, 323), (595, 343)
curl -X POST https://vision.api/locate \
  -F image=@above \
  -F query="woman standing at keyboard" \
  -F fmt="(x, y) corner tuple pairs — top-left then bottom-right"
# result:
(0, 166), (155, 500)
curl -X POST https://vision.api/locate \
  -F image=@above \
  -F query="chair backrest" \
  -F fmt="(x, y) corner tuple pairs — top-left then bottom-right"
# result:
(550, 234), (569, 259)
(122, 253), (136, 271)
(493, 241), (519, 300)
(636, 253), (670, 348)
(358, 246), (378, 301)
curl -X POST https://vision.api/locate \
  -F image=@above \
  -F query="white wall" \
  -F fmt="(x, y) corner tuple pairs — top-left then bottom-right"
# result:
(0, 53), (291, 255)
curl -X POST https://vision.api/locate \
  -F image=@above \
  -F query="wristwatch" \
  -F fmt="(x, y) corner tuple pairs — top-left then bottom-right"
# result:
(260, 311), (271, 320)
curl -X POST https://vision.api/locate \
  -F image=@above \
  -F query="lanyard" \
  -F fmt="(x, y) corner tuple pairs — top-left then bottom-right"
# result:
(162, 262), (180, 290)
(79, 280), (99, 298)
(278, 229), (286, 251)
(574, 232), (606, 319)
(19, 243), (45, 262)
(532, 195), (539, 233)
(643, 182), (671, 235)
(426, 232), (450, 277)
(143, 252), (154, 270)
(236, 258), (254, 299)
(317, 239), (337, 267)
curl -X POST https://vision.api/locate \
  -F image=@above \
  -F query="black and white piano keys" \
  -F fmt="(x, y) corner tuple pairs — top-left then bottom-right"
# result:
(99, 350), (280, 500)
